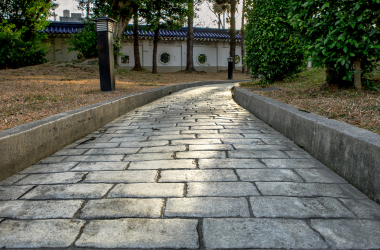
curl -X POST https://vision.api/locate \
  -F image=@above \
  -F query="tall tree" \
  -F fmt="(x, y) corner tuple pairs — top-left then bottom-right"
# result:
(240, 0), (246, 73)
(185, 0), (196, 72)
(230, 0), (236, 69)
(76, 0), (95, 19)
(132, 9), (143, 70)
(207, 0), (230, 29)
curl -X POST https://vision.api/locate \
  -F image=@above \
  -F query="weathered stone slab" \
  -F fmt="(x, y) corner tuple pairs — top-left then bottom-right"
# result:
(339, 183), (369, 199)
(0, 186), (34, 200)
(220, 129), (263, 134)
(165, 197), (250, 217)
(339, 199), (380, 219)
(176, 151), (226, 159)
(75, 218), (199, 248)
(188, 144), (234, 151)
(85, 148), (139, 155)
(203, 218), (328, 249)
(20, 163), (78, 174)
(229, 150), (289, 159)
(197, 133), (246, 139)
(21, 184), (113, 200)
(256, 182), (350, 198)
(129, 159), (196, 169)
(187, 182), (259, 197)
(75, 142), (120, 149)
(80, 198), (163, 219)
(250, 197), (355, 218)
(109, 183), (184, 198)
(16, 172), (85, 185)
(124, 152), (174, 161)
(147, 135), (196, 140)
(311, 219), (380, 249)
(296, 168), (347, 183)
(38, 156), (67, 164)
(108, 137), (148, 142)
(140, 145), (186, 153)
(0, 219), (85, 248)
(262, 159), (325, 168)
(285, 150), (313, 158)
(237, 169), (303, 182)
(160, 170), (238, 182)
(234, 144), (292, 150)
(199, 159), (266, 169)
(0, 175), (26, 186)
(84, 170), (157, 183)
(171, 139), (221, 145)
(52, 149), (88, 156)
(71, 162), (128, 171)
(0, 200), (83, 219)
(221, 138), (263, 144)
(120, 140), (169, 147)
(181, 130), (219, 134)
(63, 155), (124, 162)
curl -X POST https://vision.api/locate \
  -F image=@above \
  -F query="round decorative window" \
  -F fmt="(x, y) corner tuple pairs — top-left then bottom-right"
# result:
(198, 54), (207, 65)
(160, 52), (170, 64)
(235, 55), (240, 64)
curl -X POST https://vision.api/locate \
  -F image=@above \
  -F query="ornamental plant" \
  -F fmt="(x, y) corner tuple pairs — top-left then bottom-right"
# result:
(291, 0), (380, 88)
(67, 21), (98, 59)
(245, 0), (305, 84)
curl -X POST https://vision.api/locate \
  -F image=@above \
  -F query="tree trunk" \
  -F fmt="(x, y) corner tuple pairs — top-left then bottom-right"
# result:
(230, 0), (236, 69)
(132, 12), (143, 71)
(185, 0), (196, 72)
(241, 0), (246, 73)
(152, 28), (159, 74)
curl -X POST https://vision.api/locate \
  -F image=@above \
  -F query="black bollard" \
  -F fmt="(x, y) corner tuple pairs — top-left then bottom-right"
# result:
(93, 16), (116, 91)
(227, 57), (233, 80)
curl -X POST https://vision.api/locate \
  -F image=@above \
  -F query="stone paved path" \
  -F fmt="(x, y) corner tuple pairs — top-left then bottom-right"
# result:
(1, 83), (380, 249)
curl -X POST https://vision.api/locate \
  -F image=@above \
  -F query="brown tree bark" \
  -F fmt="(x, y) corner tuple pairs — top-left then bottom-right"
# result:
(241, 0), (246, 73)
(185, 0), (196, 72)
(152, 28), (159, 74)
(230, 0), (236, 69)
(132, 11), (143, 71)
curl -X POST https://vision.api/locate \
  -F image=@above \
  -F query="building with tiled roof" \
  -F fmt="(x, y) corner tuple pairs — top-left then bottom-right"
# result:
(43, 21), (244, 72)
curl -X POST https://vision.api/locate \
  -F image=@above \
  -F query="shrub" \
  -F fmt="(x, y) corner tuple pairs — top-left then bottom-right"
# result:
(67, 21), (98, 59)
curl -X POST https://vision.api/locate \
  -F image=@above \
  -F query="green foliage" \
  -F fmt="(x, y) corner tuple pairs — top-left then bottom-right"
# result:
(67, 21), (98, 59)
(291, 0), (380, 86)
(245, 0), (305, 84)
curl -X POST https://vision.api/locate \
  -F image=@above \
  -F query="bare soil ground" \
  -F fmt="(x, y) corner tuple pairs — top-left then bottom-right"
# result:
(241, 68), (380, 134)
(0, 61), (250, 131)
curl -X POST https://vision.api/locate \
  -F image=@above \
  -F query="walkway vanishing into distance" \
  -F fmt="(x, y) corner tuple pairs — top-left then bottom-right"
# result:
(1, 83), (380, 249)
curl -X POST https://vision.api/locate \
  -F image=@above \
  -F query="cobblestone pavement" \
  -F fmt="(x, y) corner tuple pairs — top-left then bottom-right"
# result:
(1, 83), (380, 249)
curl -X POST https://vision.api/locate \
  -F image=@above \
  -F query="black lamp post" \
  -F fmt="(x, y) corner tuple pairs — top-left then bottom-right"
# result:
(92, 16), (116, 92)
(227, 57), (234, 80)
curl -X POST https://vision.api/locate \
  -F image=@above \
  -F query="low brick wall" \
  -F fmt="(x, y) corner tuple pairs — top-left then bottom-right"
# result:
(233, 86), (380, 203)
(0, 80), (244, 181)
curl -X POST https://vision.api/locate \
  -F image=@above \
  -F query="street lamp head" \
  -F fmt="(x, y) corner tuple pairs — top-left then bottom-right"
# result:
(227, 57), (234, 63)
(92, 16), (116, 33)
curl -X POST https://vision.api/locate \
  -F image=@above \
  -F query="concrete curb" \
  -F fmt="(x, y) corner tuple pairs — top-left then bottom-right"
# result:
(0, 80), (245, 181)
(233, 86), (380, 203)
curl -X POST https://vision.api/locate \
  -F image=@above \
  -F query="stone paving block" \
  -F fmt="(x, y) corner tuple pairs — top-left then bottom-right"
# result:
(160, 170), (238, 182)
(203, 218), (328, 249)
(241, 133), (282, 138)
(120, 140), (169, 148)
(129, 159), (196, 169)
(178, 122), (216, 126)
(75, 218), (199, 248)
(262, 158), (325, 168)
(229, 150), (289, 159)
(84, 148), (139, 155)
(108, 137), (148, 142)
(63, 155), (124, 162)
(233, 144), (292, 150)
(0, 219), (85, 248)
(71, 162), (128, 171)
(75, 142), (120, 149)
(197, 133), (245, 139)
(188, 144), (234, 151)
(38, 156), (66, 164)
(0, 175), (25, 186)
(84, 170), (157, 183)
(339, 199), (380, 219)
(256, 182), (350, 198)
(311, 219), (380, 249)
(221, 138), (263, 144)
(296, 168), (347, 183)
(181, 130), (219, 134)
(0, 186), (34, 200)
(21, 184), (113, 200)
(285, 150), (314, 158)
(171, 139), (221, 145)
(140, 145), (186, 153)
(187, 182), (260, 197)
(52, 149), (88, 156)
(16, 172), (86, 185)
(80, 198), (163, 219)
(250, 197), (355, 218)
(0, 200), (83, 219)
(237, 169), (303, 182)
(165, 197), (250, 217)
(143, 130), (180, 136)
(124, 152), (174, 161)
(190, 125), (224, 130)
(339, 183), (369, 199)
(109, 183), (184, 198)
(20, 163), (78, 174)
(148, 134), (196, 140)
(199, 158), (266, 169)
(176, 151), (226, 159)
(220, 129), (263, 134)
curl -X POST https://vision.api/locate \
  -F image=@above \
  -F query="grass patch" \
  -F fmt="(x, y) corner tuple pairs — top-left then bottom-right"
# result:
(241, 68), (380, 134)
